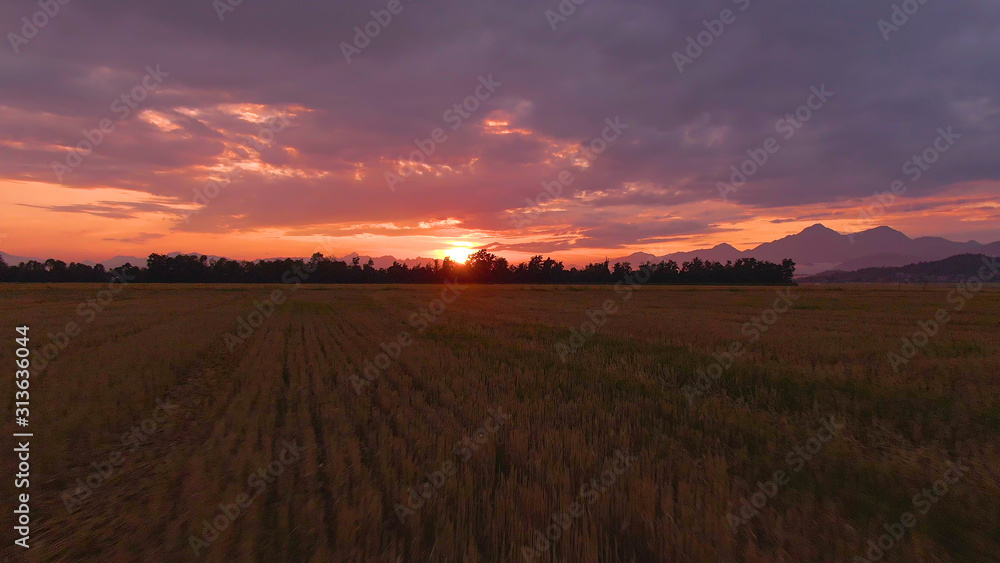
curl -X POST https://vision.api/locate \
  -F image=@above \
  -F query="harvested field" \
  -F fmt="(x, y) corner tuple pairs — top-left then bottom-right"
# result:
(1, 284), (998, 562)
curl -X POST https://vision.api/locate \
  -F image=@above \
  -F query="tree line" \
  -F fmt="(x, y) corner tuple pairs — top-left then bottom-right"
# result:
(0, 250), (795, 284)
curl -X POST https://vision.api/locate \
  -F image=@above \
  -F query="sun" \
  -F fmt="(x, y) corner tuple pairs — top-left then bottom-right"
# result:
(442, 245), (475, 263)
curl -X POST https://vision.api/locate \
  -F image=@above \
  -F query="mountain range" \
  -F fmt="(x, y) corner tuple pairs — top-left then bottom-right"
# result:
(800, 254), (1000, 283)
(3, 225), (999, 276)
(609, 224), (1000, 276)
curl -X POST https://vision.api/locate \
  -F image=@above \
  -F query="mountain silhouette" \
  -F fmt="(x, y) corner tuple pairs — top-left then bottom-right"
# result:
(5, 224), (999, 276)
(610, 224), (1000, 275)
(801, 254), (1000, 283)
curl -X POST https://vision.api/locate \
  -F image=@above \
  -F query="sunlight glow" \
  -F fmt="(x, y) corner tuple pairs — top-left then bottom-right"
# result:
(442, 245), (475, 262)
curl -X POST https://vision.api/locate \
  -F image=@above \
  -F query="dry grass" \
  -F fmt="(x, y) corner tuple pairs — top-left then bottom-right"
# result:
(1, 284), (998, 562)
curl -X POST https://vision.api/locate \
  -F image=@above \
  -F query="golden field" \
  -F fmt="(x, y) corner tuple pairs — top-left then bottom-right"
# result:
(1, 284), (998, 562)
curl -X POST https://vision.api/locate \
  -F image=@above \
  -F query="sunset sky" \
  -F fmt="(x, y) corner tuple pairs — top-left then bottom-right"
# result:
(1, 0), (999, 264)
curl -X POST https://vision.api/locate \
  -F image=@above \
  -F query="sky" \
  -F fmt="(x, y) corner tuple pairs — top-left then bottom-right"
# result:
(1, 0), (999, 264)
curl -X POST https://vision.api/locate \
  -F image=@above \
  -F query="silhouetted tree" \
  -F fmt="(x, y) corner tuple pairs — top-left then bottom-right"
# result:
(0, 252), (795, 285)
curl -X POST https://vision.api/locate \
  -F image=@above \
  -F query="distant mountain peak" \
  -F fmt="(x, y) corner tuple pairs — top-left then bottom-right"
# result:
(804, 253), (999, 282)
(853, 225), (910, 239)
(850, 226), (914, 251)
(5, 224), (1000, 278)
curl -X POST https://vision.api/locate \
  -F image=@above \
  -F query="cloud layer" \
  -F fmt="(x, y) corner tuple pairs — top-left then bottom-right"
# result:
(2, 0), (999, 260)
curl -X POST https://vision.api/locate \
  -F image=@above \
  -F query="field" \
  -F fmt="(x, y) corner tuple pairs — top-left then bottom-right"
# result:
(1, 284), (999, 562)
